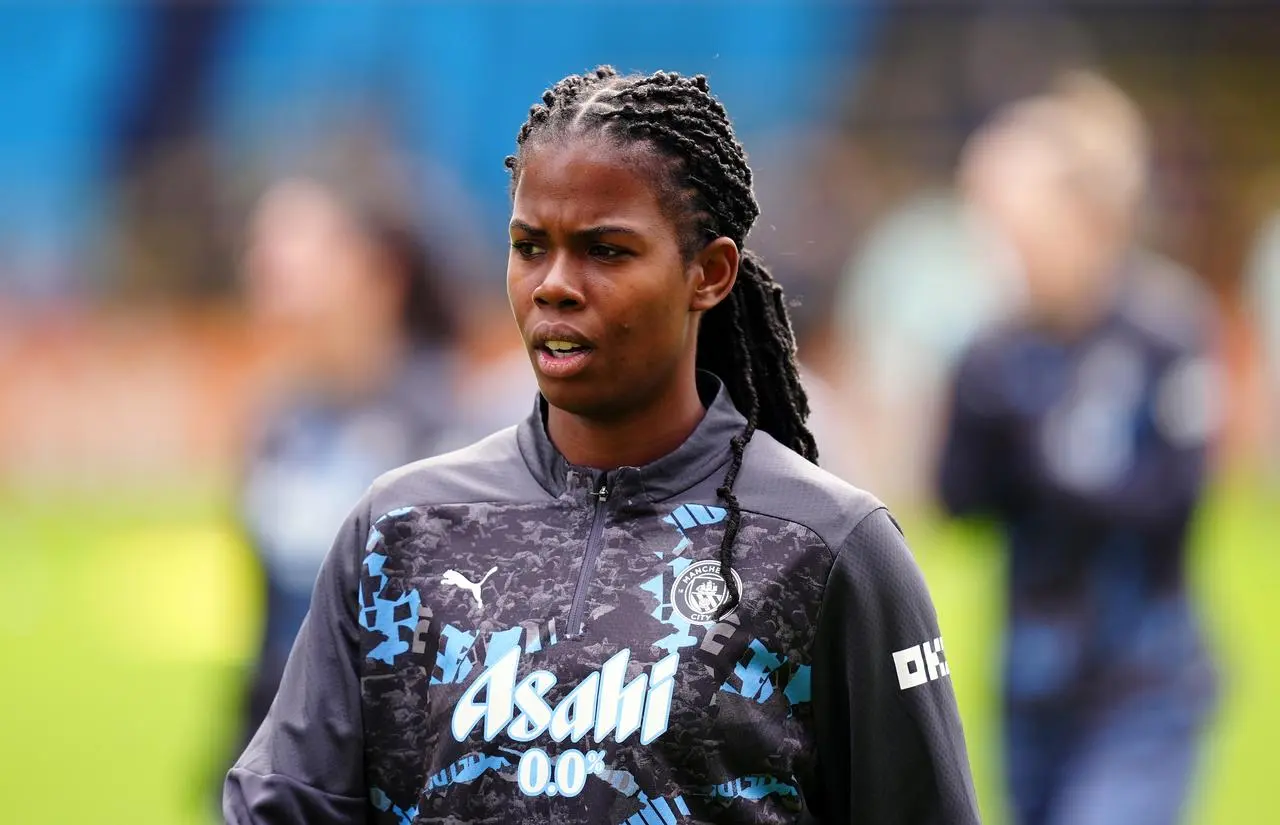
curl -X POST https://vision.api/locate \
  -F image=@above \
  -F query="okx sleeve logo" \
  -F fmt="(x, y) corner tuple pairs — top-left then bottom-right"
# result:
(892, 637), (949, 691)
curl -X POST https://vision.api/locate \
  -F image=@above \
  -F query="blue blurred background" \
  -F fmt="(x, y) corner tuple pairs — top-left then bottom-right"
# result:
(1, 2), (1277, 824)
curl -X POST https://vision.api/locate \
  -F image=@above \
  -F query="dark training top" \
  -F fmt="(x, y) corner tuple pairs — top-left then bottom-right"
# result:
(938, 258), (1219, 709)
(226, 374), (979, 825)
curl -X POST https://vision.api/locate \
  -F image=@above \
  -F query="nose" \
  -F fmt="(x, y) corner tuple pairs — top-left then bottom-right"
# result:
(531, 255), (585, 310)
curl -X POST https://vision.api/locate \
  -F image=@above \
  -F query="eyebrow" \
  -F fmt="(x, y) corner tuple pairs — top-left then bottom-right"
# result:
(509, 220), (643, 239)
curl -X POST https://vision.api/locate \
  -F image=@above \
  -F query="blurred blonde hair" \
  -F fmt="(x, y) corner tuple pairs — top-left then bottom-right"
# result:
(965, 69), (1150, 223)
(1048, 69), (1150, 218)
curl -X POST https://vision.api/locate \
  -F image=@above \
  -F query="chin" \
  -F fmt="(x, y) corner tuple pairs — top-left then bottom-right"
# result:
(538, 382), (606, 417)
(537, 379), (635, 423)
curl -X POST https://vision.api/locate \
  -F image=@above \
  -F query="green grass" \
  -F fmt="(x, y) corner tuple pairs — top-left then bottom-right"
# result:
(0, 491), (258, 825)
(0, 483), (1274, 824)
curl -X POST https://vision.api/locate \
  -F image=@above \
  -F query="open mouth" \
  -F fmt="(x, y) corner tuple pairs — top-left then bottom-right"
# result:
(541, 340), (591, 358)
(535, 339), (594, 378)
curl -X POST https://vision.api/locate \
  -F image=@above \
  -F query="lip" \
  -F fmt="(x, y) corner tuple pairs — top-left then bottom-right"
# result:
(535, 347), (593, 379)
(529, 321), (596, 380)
(530, 322), (595, 350)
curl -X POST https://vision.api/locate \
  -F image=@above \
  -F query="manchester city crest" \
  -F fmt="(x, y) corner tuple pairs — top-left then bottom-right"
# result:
(669, 559), (743, 624)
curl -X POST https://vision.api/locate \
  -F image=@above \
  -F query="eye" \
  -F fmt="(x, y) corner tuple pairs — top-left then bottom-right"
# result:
(511, 240), (545, 259)
(588, 244), (631, 261)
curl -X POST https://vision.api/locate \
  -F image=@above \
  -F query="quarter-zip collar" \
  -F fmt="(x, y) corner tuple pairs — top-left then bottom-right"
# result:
(516, 371), (747, 506)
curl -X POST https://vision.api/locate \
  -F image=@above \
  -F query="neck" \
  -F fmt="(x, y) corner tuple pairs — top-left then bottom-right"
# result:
(546, 372), (707, 470)
(314, 326), (409, 402)
(1029, 247), (1125, 340)
(1032, 283), (1115, 342)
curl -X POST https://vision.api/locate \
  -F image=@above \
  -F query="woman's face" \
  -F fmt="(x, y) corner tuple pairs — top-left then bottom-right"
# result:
(962, 128), (1116, 319)
(242, 179), (405, 369)
(507, 139), (720, 422)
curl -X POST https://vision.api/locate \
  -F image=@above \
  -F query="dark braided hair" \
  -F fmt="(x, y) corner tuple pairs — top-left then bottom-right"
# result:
(508, 66), (819, 618)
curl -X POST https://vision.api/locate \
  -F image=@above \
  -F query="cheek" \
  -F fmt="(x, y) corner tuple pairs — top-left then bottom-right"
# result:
(611, 280), (690, 358)
(334, 258), (376, 306)
(506, 264), (534, 313)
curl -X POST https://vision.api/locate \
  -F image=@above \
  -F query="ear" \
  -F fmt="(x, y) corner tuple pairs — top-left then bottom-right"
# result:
(688, 236), (739, 312)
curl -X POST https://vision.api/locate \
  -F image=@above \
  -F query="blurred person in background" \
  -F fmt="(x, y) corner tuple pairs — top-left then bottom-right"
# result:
(938, 72), (1221, 825)
(232, 172), (464, 761)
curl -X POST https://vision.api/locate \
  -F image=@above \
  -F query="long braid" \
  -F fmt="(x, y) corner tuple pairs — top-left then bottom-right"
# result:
(509, 66), (818, 618)
(710, 295), (759, 612)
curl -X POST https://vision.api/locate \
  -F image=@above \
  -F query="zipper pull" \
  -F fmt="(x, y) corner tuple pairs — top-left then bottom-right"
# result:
(594, 474), (610, 502)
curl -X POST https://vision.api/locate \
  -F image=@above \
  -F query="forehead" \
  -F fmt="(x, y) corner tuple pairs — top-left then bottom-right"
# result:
(970, 125), (1068, 180)
(964, 128), (1080, 215)
(512, 139), (671, 230)
(251, 181), (358, 248)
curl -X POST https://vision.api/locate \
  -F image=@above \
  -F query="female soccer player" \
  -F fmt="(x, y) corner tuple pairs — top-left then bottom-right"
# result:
(226, 67), (978, 825)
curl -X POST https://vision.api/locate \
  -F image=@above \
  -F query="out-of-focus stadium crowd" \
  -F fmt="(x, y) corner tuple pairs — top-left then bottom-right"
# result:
(1, 4), (1278, 825)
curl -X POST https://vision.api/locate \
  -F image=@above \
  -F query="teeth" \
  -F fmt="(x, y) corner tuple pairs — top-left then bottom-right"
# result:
(545, 340), (584, 352)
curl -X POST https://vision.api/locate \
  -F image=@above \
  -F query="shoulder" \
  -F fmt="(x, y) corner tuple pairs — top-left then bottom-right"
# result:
(930, 322), (1022, 422)
(732, 430), (889, 555)
(1118, 250), (1218, 354)
(367, 425), (548, 518)
(955, 316), (1027, 369)
(949, 320), (1027, 389)
(734, 433), (932, 608)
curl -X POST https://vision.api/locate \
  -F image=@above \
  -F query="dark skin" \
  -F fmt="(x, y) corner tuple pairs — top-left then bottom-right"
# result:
(508, 138), (739, 469)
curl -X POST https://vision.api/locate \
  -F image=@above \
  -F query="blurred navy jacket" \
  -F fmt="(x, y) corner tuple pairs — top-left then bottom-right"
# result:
(937, 252), (1221, 707)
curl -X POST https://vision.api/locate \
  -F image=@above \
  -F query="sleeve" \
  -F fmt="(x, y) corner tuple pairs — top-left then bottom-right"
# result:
(223, 494), (372, 825)
(807, 508), (981, 825)
(936, 343), (1012, 519)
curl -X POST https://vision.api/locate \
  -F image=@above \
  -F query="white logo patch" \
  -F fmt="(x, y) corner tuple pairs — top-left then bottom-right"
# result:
(669, 559), (742, 624)
(893, 636), (950, 690)
(441, 566), (497, 608)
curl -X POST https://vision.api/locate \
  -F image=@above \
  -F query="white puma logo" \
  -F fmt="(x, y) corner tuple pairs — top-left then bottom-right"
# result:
(441, 566), (498, 608)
